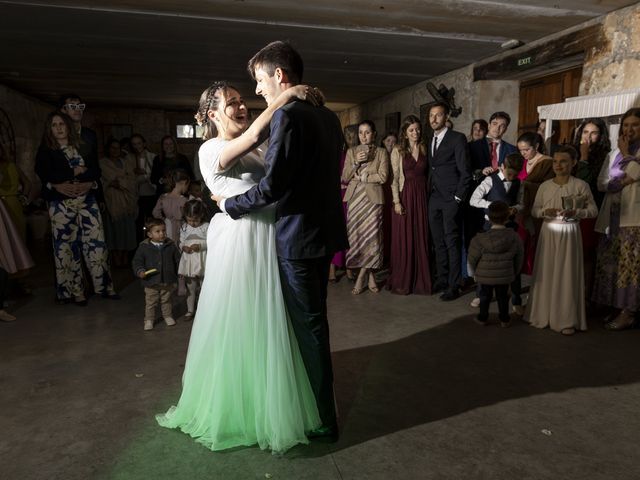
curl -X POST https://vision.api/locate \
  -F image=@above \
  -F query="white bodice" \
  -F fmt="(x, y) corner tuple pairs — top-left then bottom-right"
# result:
(198, 138), (265, 198)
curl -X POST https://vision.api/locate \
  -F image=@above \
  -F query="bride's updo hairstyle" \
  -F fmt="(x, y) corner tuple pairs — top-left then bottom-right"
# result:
(194, 81), (236, 141)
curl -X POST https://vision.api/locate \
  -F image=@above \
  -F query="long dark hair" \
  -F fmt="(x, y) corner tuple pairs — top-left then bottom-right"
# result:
(572, 118), (611, 163)
(41, 111), (79, 150)
(517, 132), (545, 154)
(159, 135), (180, 162)
(396, 115), (425, 157)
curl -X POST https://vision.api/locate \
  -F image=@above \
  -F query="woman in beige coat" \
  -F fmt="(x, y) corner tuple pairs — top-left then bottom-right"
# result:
(342, 120), (389, 294)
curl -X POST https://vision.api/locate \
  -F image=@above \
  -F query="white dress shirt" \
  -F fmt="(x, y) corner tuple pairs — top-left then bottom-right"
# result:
(469, 170), (523, 215)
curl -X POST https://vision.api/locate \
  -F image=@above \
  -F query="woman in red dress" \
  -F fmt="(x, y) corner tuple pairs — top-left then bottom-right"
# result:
(387, 115), (431, 295)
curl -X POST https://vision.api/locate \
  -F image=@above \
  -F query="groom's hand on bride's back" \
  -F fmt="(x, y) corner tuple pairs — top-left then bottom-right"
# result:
(211, 194), (226, 210)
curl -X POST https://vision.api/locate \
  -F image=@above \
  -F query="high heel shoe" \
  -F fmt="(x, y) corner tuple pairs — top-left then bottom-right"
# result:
(352, 275), (366, 295)
(346, 270), (355, 283)
(368, 273), (379, 293)
(605, 310), (638, 331)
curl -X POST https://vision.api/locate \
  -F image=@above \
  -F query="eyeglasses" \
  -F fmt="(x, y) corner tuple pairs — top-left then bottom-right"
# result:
(64, 103), (86, 111)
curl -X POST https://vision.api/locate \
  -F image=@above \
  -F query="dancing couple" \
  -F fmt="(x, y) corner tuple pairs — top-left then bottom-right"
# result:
(156, 41), (348, 453)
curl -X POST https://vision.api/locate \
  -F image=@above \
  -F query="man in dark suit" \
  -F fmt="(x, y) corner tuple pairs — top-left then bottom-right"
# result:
(465, 112), (518, 288)
(427, 102), (472, 301)
(220, 41), (347, 438)
(468, 111), (518, 175)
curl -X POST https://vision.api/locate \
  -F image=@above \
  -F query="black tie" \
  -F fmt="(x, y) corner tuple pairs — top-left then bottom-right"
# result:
(433, 136), (438, 157)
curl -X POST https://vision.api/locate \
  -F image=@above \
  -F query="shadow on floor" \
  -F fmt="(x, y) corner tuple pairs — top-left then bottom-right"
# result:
(311, 315), (640, 454)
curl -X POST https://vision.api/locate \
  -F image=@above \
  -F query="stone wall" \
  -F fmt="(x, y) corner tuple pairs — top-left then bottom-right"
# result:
(0, 83), (199, 188)
(338, 2), (640, 145)
(580, 3), (640, 96)
(337, 67), (521, 145)
(83, 108), (200, 161)
(0, 84), (53, 186)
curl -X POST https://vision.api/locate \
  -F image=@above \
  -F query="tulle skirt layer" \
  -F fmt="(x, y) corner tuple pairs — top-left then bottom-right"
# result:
(156, 210), (321, 453)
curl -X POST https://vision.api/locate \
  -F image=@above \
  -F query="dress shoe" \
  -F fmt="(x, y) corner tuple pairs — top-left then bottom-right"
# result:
(308, 425), (339, 442)
(432, 282), (447, 294)
(440, 289), (459, 301)
(74, 296), (88, 307)
(102, 292), (121, 300)
(604, 310), (637, 331)
(0, 309), (16, 322)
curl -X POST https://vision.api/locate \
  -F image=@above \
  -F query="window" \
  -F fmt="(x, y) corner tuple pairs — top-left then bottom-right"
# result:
(176, 124), (204, 139)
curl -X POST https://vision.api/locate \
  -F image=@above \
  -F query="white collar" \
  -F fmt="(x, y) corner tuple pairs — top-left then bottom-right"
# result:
(433, 127), (448, 142)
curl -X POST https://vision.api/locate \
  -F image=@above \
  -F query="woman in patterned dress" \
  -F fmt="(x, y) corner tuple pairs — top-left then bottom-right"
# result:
(342, 120), (389, 294)
(592, 108), (640, 330)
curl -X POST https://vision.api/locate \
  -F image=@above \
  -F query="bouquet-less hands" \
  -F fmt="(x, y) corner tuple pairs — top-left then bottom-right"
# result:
(394, 203), (405, 215)
(52, 181), (93, 197)
(182, 244), (201, 254)
(288, 85), (325, 107)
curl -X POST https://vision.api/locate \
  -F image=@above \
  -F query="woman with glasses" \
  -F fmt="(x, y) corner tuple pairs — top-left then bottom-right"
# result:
(35, 112), (118, 306)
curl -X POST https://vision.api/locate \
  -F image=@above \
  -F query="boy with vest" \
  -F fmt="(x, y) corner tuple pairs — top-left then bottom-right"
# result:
(468, 153), (525, 314)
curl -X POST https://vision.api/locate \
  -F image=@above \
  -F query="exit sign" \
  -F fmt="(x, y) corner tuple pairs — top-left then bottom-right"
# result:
(518, 56), (532, 66)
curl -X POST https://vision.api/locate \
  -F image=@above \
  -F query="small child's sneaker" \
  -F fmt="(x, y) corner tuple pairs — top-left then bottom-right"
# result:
(164, 317), (176, 326)
(184, 312), (194, 320)
(470, 297), (481, 308)
(144, 320), (154, 331)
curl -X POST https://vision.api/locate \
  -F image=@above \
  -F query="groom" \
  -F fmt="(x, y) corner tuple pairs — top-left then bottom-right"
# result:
(218, 41), (347, 438)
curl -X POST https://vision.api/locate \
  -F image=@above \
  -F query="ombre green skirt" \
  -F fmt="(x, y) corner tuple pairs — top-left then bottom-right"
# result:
(156, 209), (321, 453)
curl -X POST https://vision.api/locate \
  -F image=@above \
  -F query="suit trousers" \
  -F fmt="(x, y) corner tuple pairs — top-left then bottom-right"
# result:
(478, 284), (510, 322)
(428, 197), (462, 290)
(278, 255), (337, 429)
(144, 284), (174, 322)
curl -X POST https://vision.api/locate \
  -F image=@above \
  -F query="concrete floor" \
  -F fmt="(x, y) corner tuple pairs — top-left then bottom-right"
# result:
(2, 269), (640, 480)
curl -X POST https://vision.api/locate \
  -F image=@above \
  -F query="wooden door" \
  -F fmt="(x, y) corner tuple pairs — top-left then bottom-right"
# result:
(518, 67), (582, 146)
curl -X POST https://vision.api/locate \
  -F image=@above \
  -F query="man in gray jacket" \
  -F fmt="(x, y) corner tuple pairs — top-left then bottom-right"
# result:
(467, 201), (524, 328)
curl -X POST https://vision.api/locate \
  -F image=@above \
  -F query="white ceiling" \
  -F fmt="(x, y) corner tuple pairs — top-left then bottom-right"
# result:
(0, 0), (635, 111)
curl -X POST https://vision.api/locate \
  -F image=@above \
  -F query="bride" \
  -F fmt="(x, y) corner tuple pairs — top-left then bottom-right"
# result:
(156, 81), (322, 453)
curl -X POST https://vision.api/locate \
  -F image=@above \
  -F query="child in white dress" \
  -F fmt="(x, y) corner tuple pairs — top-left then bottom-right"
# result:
(526, 146), (598, 335)
(178, 199), (209, 318)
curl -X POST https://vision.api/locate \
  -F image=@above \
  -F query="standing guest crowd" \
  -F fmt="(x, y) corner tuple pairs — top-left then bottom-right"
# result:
(333, 103), (640, 336)
(1, 86), (639, 337)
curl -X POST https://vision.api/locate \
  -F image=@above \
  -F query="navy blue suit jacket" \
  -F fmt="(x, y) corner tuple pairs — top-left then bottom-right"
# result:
(427, 129), (472, 202)
(224, 100), (348, 260)
(468, 138), (518, 171)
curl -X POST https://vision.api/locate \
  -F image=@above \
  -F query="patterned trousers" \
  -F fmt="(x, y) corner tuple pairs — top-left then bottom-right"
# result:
(48, 196), (114, 300)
